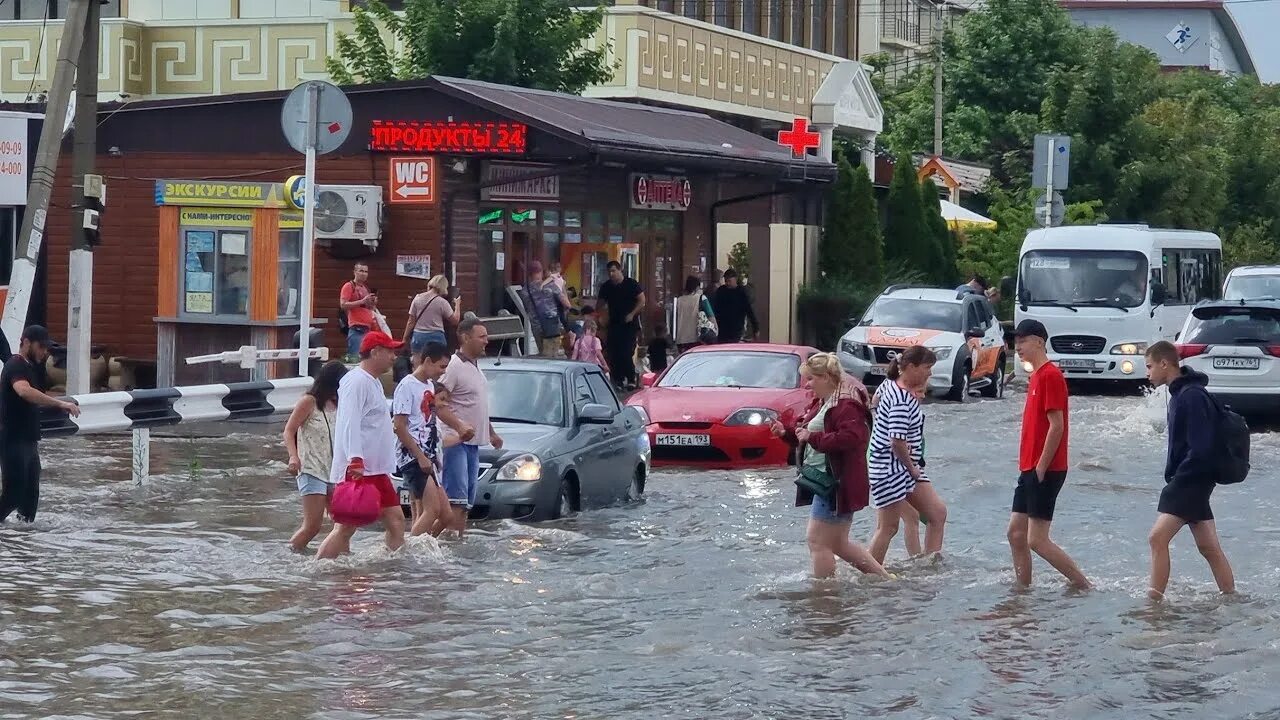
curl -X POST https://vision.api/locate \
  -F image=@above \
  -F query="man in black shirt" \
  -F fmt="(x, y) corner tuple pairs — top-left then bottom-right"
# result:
(596, 261), (645, 389)
(712, 269), (759, 343)
(1, 325), (80, 523)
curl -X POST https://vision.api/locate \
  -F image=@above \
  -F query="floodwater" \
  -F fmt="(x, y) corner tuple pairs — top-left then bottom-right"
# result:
(4, 391), (1280, 719)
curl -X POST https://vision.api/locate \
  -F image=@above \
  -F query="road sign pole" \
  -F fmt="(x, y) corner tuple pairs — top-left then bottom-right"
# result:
(1043, 135), (1054, 228)
(298, 84), (319, 376)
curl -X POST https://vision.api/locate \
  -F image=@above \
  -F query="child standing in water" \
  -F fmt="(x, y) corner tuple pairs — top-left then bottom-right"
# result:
(392, 343), (454, 537)
(282, 361), (347, 553)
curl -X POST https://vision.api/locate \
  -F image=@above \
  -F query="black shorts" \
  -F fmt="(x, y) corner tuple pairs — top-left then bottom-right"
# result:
(1012, 470), (1067, 521)
(1158, 477), (1215, 524)
(399, 463), (436, 500)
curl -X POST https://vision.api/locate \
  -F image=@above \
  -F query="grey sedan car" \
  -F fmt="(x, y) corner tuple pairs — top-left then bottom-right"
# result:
(396, 358), (650, 521)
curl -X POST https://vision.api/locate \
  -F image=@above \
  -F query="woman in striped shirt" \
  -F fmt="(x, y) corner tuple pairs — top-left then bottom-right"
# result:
(868, 345), (949, 564)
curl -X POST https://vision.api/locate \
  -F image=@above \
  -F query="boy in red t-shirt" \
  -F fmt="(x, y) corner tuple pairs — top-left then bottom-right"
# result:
(1008, 320), (1090, 590)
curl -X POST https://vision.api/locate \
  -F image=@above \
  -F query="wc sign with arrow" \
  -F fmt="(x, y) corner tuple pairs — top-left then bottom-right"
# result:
(388, 156), (438, 204)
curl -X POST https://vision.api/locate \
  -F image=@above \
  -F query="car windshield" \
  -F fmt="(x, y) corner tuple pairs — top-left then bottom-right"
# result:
(1224, 274), (1280, 302)
(1184, 307), (1280, 345)
(483, 370), (565, 426)
(1019, 250), (1149, 308)
(658, 351), (800, 389)
(859, 298), (963, 333)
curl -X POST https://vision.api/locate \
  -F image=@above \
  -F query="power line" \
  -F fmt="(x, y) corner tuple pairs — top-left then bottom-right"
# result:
(25, 0), (50, 102)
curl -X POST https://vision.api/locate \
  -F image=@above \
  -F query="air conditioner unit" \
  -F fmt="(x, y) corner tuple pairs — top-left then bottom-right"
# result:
(313, 185), (384, 248)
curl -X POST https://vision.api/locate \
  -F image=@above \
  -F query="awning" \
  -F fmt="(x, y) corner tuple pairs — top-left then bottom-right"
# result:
(940, 199), (996, 230)
(430, 76), (835, 179)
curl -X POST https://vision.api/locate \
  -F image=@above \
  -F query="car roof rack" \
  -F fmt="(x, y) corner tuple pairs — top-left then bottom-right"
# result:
(881, 283), (936, 295)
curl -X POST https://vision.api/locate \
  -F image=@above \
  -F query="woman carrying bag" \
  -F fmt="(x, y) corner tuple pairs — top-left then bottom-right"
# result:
(673, 275), (717, 352)
(403, 275), (461, 353)
(773, 353), (890, 579)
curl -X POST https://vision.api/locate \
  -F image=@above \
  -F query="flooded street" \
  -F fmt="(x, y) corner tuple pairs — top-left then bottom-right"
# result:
(4, 390), (1280, 719)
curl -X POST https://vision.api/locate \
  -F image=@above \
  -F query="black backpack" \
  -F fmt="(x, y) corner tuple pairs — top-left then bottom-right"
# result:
(1205, 390), (1250, 484)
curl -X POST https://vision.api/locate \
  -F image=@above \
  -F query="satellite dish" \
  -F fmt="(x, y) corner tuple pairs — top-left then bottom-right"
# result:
(314, 191), (347, 233)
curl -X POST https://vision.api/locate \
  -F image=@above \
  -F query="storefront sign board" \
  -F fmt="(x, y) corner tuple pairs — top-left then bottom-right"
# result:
(371, 120), (527, 154)
(388, 157), (437, 204)
(180, 208), (254, 227)
(156, 180), (285, 208)
(631, 174), (692, 211)
(0, 116), (28, 206)
(481, 163), (559, 202)
(396, 254), (431, 280)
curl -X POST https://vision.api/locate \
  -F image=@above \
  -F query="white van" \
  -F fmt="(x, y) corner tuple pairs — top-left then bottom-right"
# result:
(1013, 224), (1222, 382)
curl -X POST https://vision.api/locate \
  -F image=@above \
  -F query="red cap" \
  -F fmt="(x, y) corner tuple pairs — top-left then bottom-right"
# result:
(359, 331), (404, 354)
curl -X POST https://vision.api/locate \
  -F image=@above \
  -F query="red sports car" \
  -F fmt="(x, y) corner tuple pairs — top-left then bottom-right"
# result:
(626, 344), (820, 468)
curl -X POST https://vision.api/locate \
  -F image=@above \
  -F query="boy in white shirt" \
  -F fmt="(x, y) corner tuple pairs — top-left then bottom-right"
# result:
(392, 342), (460, 537)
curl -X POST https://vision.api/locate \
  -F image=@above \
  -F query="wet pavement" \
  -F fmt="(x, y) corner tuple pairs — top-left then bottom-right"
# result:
(3, 391), (1280, 719)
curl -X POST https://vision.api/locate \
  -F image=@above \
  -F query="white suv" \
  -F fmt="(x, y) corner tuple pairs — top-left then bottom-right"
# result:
(836, 286), (1008, 401)
(1176, 299), (1280, 415)
(1223, 265), (1280, 301)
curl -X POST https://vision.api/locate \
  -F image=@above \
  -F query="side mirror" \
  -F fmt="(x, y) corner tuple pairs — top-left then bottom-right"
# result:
(579, 403), (615, 425)
(1000, 276), (1016, 298)
(640, 372), (657, 389)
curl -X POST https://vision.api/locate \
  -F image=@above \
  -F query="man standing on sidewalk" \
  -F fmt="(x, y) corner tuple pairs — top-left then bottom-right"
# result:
(711, 269), (759, 344)
(1006, 319), (1090, 589)
(439, 318), (503, 536)
(316, 331), (406, 558)
(596, 261), (645, 389)
(339, 262), (377, 361)
(1, 326), (81, 524)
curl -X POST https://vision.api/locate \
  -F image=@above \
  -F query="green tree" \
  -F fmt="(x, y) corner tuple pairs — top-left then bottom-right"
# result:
(327, 0), (613, 94)
(920, 180), (956, 285)
(1224, 222), (1280, 270)
(728, 242), (751, 282)
(884, 153), (932, 277)
(821, 158), (883, 286)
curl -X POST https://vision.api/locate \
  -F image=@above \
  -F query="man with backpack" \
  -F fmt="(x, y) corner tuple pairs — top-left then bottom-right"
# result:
(1144, 341), (1238, 599)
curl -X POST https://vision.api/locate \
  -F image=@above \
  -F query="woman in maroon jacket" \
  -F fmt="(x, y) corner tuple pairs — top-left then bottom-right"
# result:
(774, 353), (890, 579)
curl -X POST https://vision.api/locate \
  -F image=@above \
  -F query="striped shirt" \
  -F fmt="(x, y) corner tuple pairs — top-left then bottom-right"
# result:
(868, 380), (926, 507)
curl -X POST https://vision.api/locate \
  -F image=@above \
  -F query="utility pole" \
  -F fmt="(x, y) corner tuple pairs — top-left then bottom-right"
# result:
(67, 0), (102, 395)
(933, 0), (945, 157)
(0, 0), (91, 352)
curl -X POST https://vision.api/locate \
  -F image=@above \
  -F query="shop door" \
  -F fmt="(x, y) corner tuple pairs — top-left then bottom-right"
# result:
(509, 231), (531, 287)
(637, 212), (678, 333)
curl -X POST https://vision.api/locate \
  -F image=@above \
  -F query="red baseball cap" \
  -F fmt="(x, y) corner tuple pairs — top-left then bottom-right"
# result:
(359, 330), (404, 354)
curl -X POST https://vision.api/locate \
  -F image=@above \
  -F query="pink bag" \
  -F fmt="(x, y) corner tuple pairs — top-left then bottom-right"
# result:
(330, 477), (381, 527)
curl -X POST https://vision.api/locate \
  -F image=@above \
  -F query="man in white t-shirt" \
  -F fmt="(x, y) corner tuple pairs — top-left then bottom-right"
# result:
(317, 331), (406, 559)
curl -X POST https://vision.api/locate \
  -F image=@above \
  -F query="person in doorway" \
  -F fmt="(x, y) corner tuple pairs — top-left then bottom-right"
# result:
(0, 326), (81, 524)
(597, 261), (645, 389)
(957, 274), (988, 296)
(316, 331), (407, 559)
(1143, 341), (1235, 599)
(438, 319), (504, 537)
(773, 353), (890, 580)
(572, 319), (610, 376)
(282, 360), (346, 552)
(647, 323), (673, 375)
(522, 262), (566, 357)
(673, 275), (717, 352)
(711, 269), (759, 344)
(403, 274), (460, 354)
(393, 342), (457, 538)
(340, 262), (377, 361)
(867, 346), (948, 564)
(1008, 319), (1090, 589)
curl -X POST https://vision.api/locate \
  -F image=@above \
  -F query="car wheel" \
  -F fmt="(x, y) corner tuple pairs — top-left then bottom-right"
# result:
(981, 356), (1005, 399)
(945, 361), (971, 402)
(627, 466), (646, 502)
(553, 475), (580, 519)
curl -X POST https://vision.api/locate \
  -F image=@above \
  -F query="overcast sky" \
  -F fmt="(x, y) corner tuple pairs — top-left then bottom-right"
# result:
(1227, 0), (1278, 82)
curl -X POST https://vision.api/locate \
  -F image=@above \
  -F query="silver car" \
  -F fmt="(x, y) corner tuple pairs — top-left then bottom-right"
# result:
(396, 358), (650, 520)
(1176, 300), (1280, 416)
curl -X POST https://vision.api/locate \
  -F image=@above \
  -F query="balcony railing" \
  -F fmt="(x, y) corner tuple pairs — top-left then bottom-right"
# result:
(882, 14), (921, 45)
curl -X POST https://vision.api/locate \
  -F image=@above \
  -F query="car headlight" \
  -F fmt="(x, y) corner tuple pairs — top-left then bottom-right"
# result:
(724, 408), (779, 426)
(840, 339), (868, 360)
(1110, 342), (1148, 355)
(928, 346), (954, 361)
(496, 453), (542, 481)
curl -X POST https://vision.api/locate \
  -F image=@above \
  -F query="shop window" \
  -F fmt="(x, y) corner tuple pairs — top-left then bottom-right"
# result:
(608, 232), (625, 244)
(182, 229), (249, 317)
(652, 213), (678, 231)
(543, 232), (562, 266)
(585, 252), (610, 296)
(587, 211), (606, 229)
(542, 209), (561, 227)
(278, 230), (302, 318)
(629, 213), (650, 231)
(564, 210), (583, 228)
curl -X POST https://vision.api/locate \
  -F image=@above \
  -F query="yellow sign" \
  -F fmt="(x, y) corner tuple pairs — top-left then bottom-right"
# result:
(281, 211), (303, 229)
(156, 179), (284, 208)
(180, 208), (253, 227)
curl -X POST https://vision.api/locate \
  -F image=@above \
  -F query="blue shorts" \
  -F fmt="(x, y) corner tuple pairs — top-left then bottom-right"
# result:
(810, 494), (853, 524)
(412, 329), (448, 354)
(442, 444), (480, 509)
(296, 473), (332, 497)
